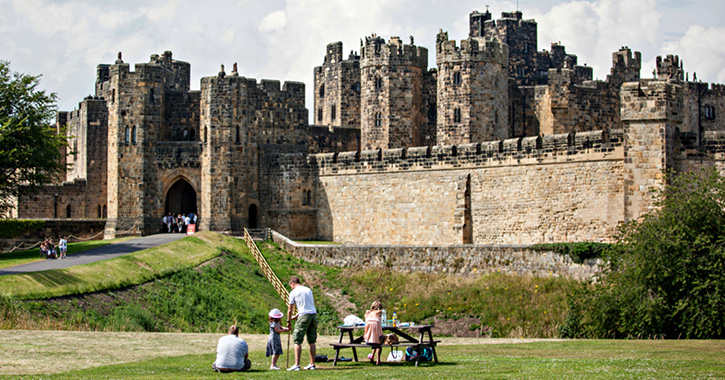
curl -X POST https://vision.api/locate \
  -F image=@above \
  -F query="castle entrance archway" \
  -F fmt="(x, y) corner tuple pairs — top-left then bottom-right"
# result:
(165, 179), (197, 217)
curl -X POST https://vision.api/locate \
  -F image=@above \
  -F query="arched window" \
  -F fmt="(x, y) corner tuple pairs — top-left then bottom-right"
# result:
(66, 204), (72, 218)
(318, 108), (323, 122)
(149, 88), (155, 104)
(235, 126), (240, 144)
(375, 77), (383, 90)
(319, 85), (325, 98)
(102, 205), (107, 218)
(453, 71), (462, 85)
(124, 127), (130, 143)
(454, 108), (461, 123)
(189, 128), (195, 141)
(183, 129), (189, 140)
(97, 205), (102, 218)
(375, 112), (383, 127)
(331, 105), (336, 120)
(131, 126), (137, 144)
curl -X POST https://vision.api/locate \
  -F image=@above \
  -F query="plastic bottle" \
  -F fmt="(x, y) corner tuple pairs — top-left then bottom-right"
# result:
(392, 311), (398, 327)
(381, 309), (387, 326)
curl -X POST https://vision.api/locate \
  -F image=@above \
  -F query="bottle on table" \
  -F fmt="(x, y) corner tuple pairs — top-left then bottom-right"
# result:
(392, 311), (398, 327)
(381, 309), (387, 326)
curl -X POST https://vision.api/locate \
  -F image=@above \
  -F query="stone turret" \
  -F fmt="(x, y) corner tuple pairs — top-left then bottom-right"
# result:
(313, 42), (361, 128)
(656, 54), (684, 81)
(436, 31), (510, 144)
(360, 34), (428, 149)
(608, 47), (641, 88)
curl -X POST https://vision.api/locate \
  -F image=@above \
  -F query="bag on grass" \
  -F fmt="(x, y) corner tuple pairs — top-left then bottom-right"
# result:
(405, 347), (433, 362)
(387, 348), (404, 362)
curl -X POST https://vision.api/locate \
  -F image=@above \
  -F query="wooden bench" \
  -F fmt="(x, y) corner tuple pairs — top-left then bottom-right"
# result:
(330, 324), (440, 367)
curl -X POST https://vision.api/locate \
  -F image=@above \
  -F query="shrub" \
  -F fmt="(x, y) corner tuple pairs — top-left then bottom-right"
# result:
(562, 168), (725, 338)
(529, 242), (611, 264)
(0, 219), (45, 239)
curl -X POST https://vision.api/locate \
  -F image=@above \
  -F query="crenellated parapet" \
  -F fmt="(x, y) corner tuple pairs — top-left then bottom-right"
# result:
(436, 31), (509, 66)
(312, 130), (622, 176)
(360, 34), (428, 69)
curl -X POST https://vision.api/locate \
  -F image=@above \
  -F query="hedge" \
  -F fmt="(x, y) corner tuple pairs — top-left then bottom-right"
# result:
(0, 219), (46, 239)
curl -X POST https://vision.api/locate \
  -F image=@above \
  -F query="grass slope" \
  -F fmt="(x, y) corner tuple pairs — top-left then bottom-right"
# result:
(0, 232), (227, 299)
(0, 339), (722, 379)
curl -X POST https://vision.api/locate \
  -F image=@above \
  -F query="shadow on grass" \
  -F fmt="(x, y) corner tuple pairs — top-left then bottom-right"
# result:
(25, 269), (83, 287)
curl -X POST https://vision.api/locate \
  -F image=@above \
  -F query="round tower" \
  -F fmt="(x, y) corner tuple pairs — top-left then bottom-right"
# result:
(436, 31), (509, 145)
(360, 34), (428, 149)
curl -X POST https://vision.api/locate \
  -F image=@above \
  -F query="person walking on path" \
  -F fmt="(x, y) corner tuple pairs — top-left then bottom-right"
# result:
(286, 276), (318, 371)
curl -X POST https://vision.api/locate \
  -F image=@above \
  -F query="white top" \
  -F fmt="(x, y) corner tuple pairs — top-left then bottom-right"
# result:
(214, 334), (248, 370)
(289, 285), (317, 315)
(59, 238), (67, 249)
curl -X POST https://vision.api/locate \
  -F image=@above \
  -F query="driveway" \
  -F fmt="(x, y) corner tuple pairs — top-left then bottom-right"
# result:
(0, 233), (187, 276)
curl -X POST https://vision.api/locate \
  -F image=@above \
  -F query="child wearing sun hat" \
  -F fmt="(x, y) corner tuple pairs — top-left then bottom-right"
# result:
(266, 308), (290, 369)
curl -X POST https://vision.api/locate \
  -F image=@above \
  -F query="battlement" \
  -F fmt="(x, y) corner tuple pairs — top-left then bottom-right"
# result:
(201, 72), (306, 104)
(436, 30), (509, 65)
(656, 54), (684, 81)
(620, 79), (684, 122)
(312, 130), (622, 175)
(360, 34), (428, 68)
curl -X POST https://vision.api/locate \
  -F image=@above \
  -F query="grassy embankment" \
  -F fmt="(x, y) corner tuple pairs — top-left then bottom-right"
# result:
(0, 237), (133, 269)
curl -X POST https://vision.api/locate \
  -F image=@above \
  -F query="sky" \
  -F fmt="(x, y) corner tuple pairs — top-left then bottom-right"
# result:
(1, 0), (724, 118)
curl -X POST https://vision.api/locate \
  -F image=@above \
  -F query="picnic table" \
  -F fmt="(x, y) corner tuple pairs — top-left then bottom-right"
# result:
(330, 324), (440, 367)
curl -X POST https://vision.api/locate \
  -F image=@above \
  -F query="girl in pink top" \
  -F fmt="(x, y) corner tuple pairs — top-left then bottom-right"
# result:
(363, 300), (384, 365)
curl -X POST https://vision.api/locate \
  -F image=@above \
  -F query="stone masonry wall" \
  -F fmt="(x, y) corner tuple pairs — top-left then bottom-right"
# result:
(272, 231), (602, 281)
(313, 130), (624, 245)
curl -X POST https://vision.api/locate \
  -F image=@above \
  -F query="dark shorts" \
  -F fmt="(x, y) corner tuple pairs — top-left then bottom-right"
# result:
(212, 359), (251, 372)
(293, 313), (318, 345)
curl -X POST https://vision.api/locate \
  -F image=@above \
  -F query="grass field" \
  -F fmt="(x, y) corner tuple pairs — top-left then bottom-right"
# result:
(0, 330), (722, 379)
(0, 237), (133, 269)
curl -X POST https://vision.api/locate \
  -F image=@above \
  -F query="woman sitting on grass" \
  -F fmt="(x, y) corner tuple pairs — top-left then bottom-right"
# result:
(363, 301), (384, 365)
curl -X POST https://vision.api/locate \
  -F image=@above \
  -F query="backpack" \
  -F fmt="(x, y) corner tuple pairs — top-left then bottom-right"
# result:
(404, 346), (433, 362)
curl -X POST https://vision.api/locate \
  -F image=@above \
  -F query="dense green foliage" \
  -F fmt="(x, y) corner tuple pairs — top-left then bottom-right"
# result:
(0, 219), (45, 239)
(562, 168), (725, 338)
(0, 61), (67, 217)
(529, 242), (611, 264)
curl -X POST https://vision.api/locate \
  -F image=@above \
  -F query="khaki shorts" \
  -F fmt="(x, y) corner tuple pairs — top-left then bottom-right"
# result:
(293, 313), (318, 345)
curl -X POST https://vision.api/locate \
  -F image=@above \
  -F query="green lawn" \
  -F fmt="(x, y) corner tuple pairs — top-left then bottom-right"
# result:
(0, 237), (132, 269)
(0, 232), (231, 299)
(0, 340), (722, 379)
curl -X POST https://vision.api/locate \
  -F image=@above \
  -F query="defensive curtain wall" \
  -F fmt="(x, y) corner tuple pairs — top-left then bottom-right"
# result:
(262, 80), (725, 246)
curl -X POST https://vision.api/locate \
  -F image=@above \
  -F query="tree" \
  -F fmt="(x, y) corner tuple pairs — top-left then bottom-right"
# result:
(562, 167), (725, 339)
(0, 60), (67, 217)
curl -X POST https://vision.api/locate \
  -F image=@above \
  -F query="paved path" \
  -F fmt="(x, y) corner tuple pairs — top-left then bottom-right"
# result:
(0, 233), (187, 276)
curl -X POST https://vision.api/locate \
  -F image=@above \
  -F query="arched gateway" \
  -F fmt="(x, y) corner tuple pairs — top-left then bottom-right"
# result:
(165, 179), (197, 217)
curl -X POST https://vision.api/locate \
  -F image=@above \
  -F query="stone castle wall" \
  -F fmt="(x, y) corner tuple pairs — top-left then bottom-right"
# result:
(312, 130), (624, 245)
(271, 231), (602, 281)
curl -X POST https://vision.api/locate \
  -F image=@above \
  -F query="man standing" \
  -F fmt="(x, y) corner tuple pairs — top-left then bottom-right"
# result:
(287, 276), (317, 371)
(212, 324), (251, 373)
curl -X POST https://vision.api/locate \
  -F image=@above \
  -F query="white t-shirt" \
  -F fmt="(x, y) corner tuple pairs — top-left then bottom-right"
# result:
(289, 285), (317, 315)
(214, 334), (248, 369)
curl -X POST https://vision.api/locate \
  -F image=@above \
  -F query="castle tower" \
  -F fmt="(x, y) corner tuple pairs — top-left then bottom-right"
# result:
(360, 35), (428, 150)
(436, 31), (510, 144)
(608, 47), (641, 88)
(621, 80), (683, 220)
(473, 10), (538, 85)
(313, 42), (361, 128)
(103, 51), (193, 238)
(656, 55), (684, 81)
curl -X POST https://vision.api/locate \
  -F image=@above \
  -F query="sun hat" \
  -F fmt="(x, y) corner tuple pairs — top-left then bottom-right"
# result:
(269, 308), (284, 319)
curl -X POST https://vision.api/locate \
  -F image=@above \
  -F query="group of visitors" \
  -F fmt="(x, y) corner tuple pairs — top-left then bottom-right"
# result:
(162, 212), (197, 233)
(212, 276), (319, 373)
(39, 237), (67, 260)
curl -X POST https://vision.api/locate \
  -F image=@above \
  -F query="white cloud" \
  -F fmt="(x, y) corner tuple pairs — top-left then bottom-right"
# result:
(661, 25), (725, 84)
(259, 10), (287, 34)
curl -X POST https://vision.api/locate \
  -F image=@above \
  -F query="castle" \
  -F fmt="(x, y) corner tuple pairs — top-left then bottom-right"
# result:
(16, 9), (725, 245)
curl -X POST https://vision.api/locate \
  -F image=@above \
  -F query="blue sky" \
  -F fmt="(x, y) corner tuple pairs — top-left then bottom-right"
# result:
(1, 0), (724, 115)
